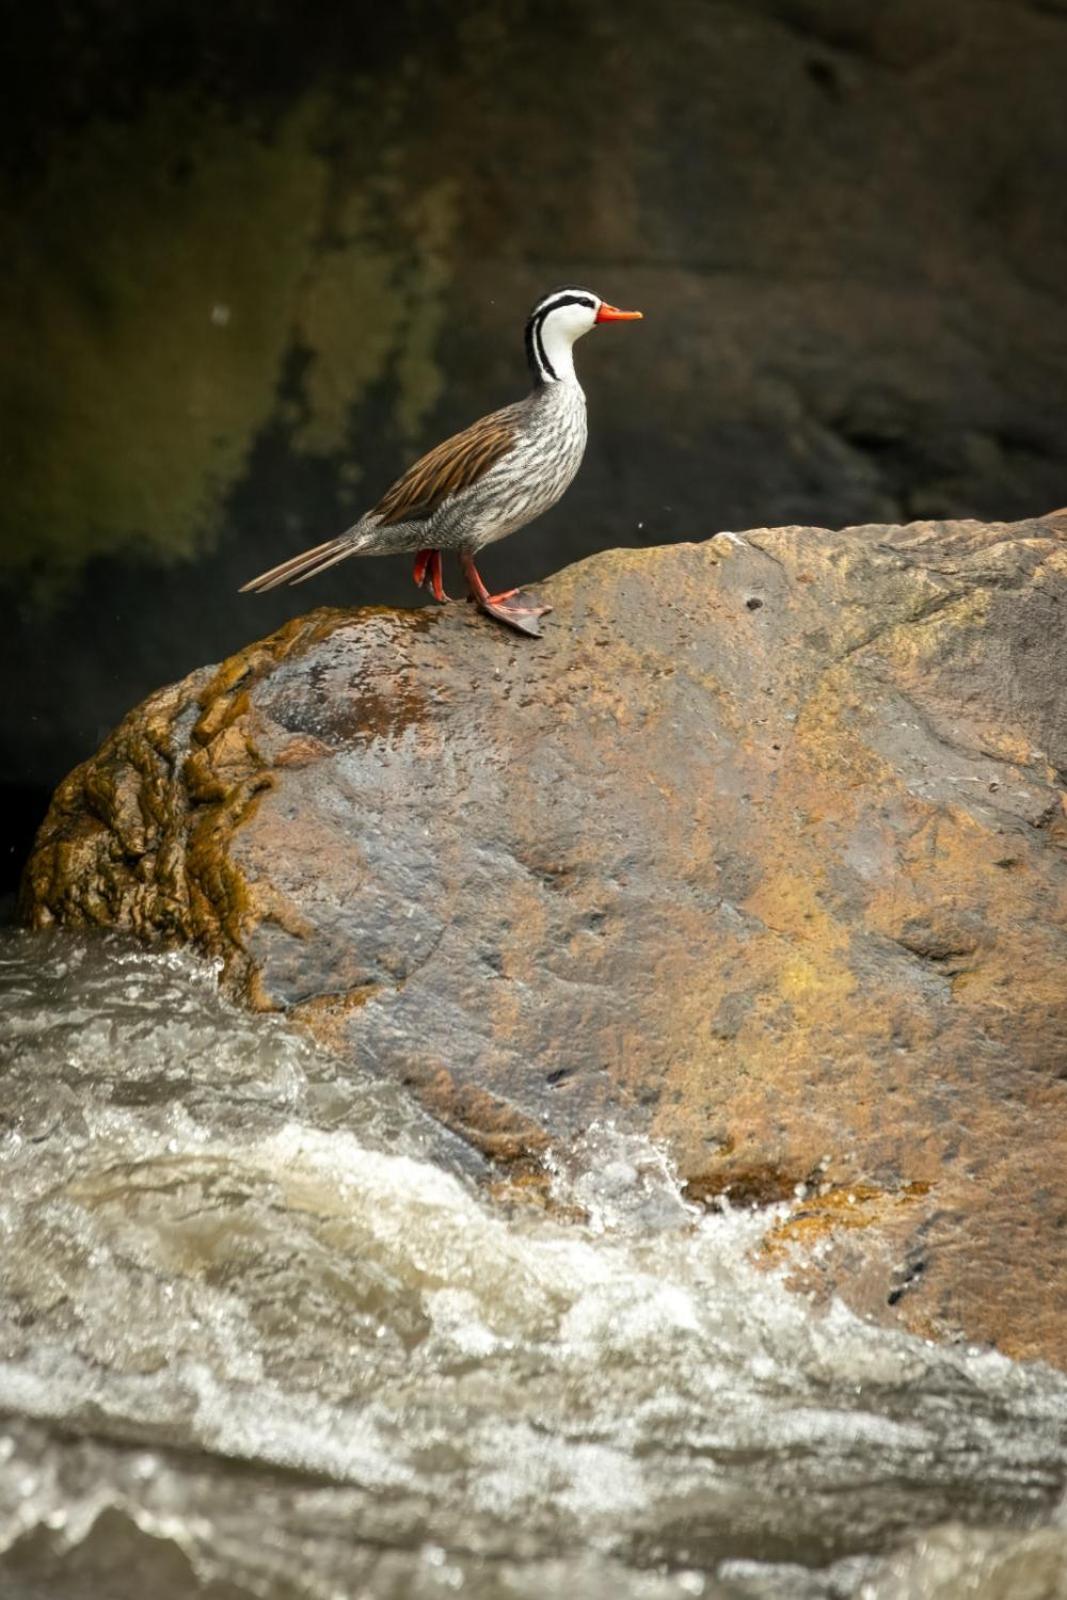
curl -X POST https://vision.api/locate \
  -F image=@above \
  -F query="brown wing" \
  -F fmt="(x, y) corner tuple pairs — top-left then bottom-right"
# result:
(372, 405), (520, 527)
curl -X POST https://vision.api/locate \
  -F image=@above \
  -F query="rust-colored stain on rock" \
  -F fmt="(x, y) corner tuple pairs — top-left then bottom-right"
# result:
(21, 514), (1067, 1367)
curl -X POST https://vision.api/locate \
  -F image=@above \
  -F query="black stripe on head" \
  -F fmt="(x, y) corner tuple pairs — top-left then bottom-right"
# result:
(524, 287), (598, 383)
(531, 286), (597, 319)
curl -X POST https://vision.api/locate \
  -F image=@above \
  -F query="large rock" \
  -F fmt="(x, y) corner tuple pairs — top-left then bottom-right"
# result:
(23, 512), (1067, 1366)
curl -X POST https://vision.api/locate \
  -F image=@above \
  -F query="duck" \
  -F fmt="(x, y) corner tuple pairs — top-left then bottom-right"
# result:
(240, 287), (642, 637)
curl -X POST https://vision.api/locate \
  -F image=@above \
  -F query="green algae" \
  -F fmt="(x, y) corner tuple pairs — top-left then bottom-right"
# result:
(1, 89), (456, 593)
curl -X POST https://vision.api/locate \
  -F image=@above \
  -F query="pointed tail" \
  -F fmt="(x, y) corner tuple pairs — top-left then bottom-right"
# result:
(239, 532), (363, 594)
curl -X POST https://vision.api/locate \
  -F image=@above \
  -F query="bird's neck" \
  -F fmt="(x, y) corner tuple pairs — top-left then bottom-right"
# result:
(540, 320), (582, 385)
(526, 316), (584, 389)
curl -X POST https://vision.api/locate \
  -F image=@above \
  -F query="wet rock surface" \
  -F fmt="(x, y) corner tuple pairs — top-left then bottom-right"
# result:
(22, 513), (1067, 1366)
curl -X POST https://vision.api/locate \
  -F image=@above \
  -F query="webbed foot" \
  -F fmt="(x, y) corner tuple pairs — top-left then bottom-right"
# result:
(460, 551), (550, 638)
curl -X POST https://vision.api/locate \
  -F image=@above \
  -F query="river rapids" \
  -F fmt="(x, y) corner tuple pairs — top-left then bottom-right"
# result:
(0, 930), (1065, 1599)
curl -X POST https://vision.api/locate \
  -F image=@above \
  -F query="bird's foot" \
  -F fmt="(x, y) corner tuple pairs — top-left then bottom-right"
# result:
(473, 591), (553, 639)
(459, 552), (549, 637)
(413, 549), (448, 602)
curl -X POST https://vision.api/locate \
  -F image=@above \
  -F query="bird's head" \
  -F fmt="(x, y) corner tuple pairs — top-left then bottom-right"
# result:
(524, 286), (642, 384)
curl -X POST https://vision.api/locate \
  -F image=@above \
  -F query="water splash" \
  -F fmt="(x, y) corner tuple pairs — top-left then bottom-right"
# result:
(1, 931), (1065, 1598)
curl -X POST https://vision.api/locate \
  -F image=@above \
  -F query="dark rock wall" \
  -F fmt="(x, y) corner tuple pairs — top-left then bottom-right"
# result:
(4, 0), (1067, 884)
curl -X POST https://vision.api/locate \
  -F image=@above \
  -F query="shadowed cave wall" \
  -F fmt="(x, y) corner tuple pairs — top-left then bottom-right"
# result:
(3, 0), (1067, 889)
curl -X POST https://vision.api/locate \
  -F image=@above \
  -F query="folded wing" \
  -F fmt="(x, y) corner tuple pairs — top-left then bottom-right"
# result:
(373, 405), (520, 526)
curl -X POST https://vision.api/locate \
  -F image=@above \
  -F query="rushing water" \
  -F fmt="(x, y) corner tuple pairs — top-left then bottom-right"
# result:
(0, 931), (1065, 1600)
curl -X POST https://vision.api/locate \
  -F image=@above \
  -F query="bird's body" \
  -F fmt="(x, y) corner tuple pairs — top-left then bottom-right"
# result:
(336, 381), (588, 559)
(241, 287), (640, 635)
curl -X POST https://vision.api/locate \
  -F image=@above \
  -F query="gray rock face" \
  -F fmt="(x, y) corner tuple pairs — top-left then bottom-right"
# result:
(23, 511), (1067, 1367)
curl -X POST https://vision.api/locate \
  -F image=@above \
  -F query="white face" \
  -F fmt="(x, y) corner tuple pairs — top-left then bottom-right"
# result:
(540, 297), (600, 345)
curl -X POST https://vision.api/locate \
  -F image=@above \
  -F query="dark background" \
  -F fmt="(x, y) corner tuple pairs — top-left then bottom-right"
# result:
(4, 0), (1067, 892)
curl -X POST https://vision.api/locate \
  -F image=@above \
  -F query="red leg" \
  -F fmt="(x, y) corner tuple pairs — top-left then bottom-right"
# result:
(460, 552), (552, 639)
(429, 550), (447, 603)
(413, 548), (448, 602)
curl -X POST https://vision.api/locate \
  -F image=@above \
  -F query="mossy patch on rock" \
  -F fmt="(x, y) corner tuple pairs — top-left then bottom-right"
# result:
(0, 92), (456, 593)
